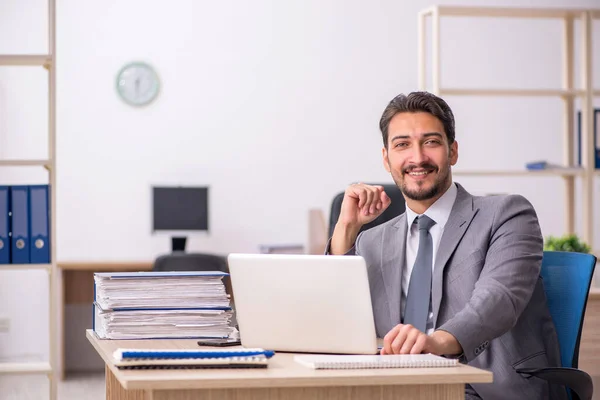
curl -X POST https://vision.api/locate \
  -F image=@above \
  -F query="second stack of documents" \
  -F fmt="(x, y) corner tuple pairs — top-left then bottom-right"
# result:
(93, 271), (236, 340)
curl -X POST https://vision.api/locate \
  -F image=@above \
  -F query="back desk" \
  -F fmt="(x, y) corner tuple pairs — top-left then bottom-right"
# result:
(59, 261), (153, 379)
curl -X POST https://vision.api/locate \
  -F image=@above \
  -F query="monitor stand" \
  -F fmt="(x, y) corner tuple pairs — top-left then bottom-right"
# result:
(171, 236), (187, 252)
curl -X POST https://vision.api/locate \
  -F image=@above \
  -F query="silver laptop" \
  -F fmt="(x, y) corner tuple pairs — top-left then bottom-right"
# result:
(227, 253), (378, 354)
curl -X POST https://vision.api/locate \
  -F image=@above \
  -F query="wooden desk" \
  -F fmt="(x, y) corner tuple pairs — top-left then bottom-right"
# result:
(58, 262), (153, 379)
(86, 330), (493, 400)
(61, 264), (600, 383)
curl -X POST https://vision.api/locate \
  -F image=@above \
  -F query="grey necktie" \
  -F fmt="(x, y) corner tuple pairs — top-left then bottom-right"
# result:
(404, 215), (436, 333)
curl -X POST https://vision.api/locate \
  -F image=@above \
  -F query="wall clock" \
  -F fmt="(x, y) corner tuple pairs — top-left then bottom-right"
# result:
(116, 62), (160, 106)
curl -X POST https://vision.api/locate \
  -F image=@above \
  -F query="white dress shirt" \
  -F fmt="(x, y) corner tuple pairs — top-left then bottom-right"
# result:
(402, 182), (458, 335)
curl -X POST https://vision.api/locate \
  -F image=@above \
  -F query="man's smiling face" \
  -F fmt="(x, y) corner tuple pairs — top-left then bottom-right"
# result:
(382, 111), (458, 208)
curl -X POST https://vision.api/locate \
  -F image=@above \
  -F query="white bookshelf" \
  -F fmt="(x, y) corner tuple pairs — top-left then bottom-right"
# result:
(0, 1), (57, 399)
(452, 168), (585, 177)
(418, 5), (599, 253)
(0, 362), (53, 375)
(0, 264), (52, 272)
(0, 160), (51, 168)
(0, 55), (51, 67)
(439, 88), (584, 97)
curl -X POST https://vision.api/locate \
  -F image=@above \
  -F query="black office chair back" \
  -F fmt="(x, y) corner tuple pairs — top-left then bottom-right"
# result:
(328, 184), (406, 238)
(153, 252), (229, 273)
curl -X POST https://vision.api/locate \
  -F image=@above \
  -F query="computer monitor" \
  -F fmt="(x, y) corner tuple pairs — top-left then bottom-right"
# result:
(152, 186), (209, 251)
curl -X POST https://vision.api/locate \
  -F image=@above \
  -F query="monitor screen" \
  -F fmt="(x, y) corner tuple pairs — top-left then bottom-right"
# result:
(152, 186), (209, 231)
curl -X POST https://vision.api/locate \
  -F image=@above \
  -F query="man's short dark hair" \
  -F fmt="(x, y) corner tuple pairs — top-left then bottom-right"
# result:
(379, 91), (455, 148)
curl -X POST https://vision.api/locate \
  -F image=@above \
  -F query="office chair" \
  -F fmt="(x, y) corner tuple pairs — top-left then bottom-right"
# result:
(328, 184), (406, 238)
(515, 251), (597, 400)
(153, 252), (229, 273)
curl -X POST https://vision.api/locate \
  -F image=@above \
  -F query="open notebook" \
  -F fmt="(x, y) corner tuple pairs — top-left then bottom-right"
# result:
(113, 348), (275, 370)
(294, 354), (458, 370)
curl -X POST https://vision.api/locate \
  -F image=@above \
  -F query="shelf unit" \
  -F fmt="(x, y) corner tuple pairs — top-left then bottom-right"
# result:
(0, 362), (53, 375)
(449, 168), (585, 177)
(418, 5), (599, 254)
(0, 264), (52, 272)
(0, 160), (51, 167)
(0, 1), (57, 400)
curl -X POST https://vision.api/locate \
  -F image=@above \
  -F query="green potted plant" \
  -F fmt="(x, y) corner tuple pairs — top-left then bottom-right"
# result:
(543, 234), (592, 254)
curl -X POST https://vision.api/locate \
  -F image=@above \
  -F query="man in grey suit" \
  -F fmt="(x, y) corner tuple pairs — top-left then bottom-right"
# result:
(329, 91), (567, 400)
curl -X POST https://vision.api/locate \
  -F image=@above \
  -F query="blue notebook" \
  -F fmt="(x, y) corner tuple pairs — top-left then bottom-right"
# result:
(115, 348), (275, 359)
(112, 348), (275, 370)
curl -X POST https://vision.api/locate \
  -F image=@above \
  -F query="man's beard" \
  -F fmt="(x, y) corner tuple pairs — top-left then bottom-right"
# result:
(391, 161), (450, 201)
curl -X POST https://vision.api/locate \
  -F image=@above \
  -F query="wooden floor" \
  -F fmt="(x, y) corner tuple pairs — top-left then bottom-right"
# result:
(0, 373), (598, 400)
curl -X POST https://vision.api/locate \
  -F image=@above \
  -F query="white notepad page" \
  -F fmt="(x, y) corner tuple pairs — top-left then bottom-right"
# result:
(294, 353), (458, 369)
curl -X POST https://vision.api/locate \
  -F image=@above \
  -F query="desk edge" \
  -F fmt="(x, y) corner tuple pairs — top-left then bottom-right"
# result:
(85, 330), (132, 389)
(85, 330), (493, 391)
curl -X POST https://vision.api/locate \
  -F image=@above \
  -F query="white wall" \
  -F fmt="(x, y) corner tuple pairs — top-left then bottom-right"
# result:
(0, 0), (599, 362)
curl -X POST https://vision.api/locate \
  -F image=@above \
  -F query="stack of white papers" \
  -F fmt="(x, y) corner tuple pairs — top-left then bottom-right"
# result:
(95, 273), (230, 309)
(94, 308), (235, 340)
(92, 271), (237, 340)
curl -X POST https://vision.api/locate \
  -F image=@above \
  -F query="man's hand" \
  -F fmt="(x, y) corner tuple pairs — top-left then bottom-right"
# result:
(380, 324), (462, 356)
(329, 183), (391, 255)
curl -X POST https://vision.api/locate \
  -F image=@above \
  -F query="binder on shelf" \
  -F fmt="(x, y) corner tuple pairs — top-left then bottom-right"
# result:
(10, 185), (30, 264)
(29, 185), (50, 264)
(576, 108), (600, 169)
(0, 186), (10, 264)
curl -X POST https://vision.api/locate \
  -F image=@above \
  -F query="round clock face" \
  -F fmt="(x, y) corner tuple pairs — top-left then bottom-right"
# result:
(116, 62), (160, 106)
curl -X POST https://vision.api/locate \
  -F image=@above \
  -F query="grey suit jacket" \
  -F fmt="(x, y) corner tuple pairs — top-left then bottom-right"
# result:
(345, 183), (567, 400)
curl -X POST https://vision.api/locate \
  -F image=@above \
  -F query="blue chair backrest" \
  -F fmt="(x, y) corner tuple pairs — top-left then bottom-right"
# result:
(540, 251), (597, 369)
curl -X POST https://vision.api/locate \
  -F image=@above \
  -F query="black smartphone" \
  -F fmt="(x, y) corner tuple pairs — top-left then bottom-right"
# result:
(197, 338), (242, 347)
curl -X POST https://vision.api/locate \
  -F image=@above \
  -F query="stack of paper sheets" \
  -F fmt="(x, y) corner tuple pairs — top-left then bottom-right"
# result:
(92, 271), (237, 340)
